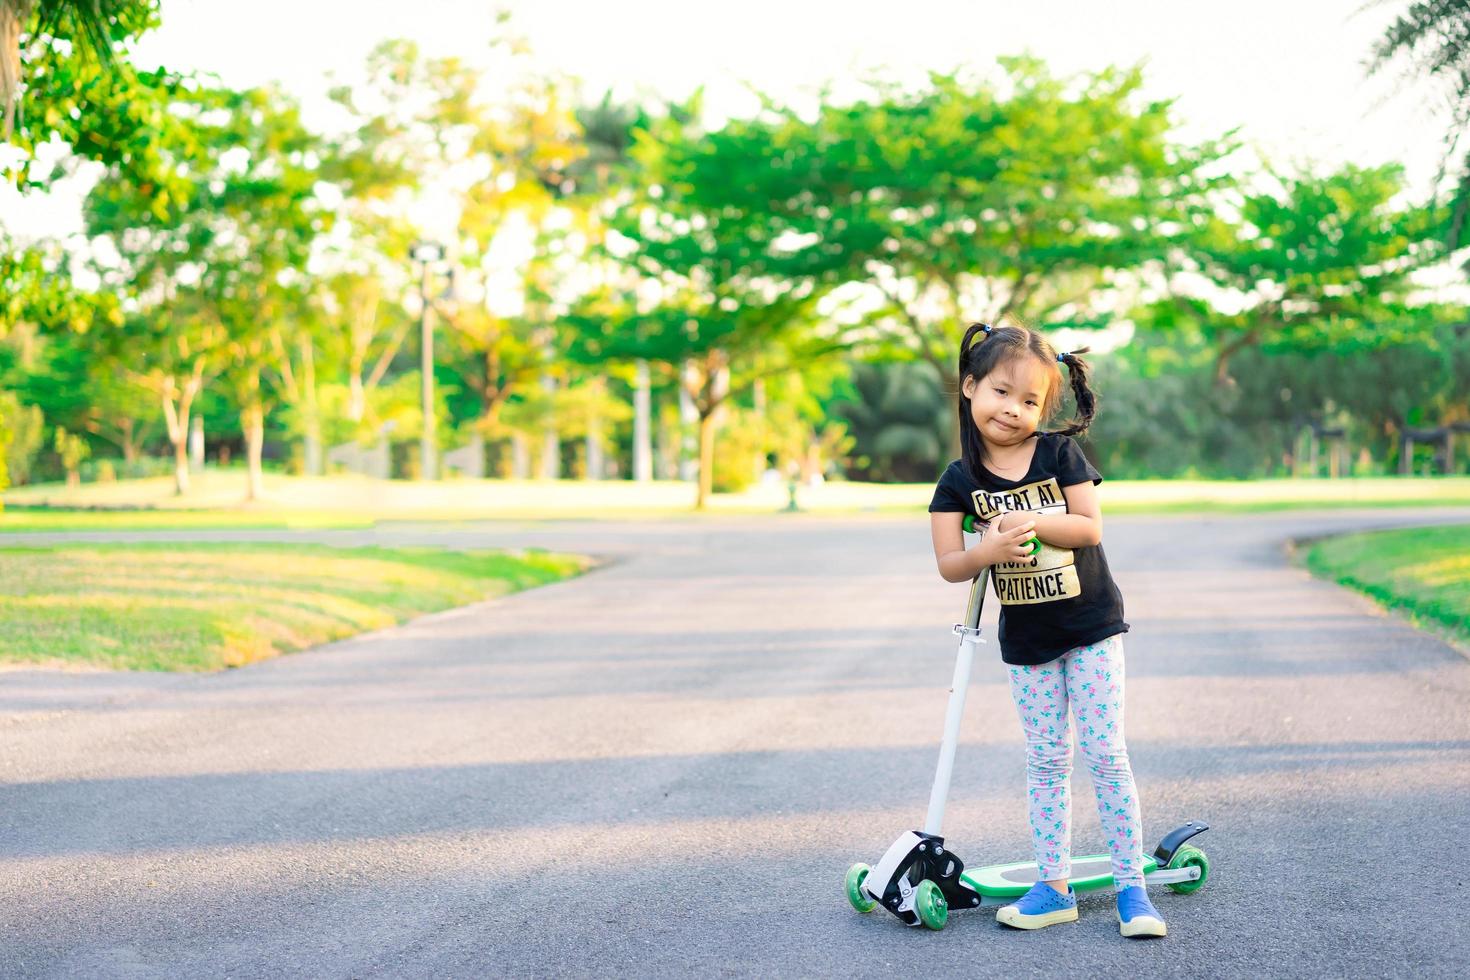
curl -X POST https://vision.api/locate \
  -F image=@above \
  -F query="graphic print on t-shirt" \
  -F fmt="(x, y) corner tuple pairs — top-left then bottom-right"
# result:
(972, 477), (1080, 605)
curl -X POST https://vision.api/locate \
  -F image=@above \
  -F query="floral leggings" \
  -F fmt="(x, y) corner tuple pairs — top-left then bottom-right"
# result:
(1006, 633), (1145, 891)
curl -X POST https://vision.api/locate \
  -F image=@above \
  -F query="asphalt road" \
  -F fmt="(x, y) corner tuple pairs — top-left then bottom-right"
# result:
(3, 509), (1469, 978)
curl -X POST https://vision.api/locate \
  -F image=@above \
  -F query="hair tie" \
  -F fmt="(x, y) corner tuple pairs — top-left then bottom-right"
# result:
(1056, 351), (1068, 363)
(981, 323), (992, 335)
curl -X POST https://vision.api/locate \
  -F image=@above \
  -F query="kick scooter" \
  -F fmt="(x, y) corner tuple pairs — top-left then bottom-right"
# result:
(844, 520), (1211, 930)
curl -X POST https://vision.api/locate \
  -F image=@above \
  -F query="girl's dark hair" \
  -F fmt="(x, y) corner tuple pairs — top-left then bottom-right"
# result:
(956, 320), (1098, 481)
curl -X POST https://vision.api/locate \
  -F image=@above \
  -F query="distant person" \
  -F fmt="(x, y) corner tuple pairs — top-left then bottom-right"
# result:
(928, 321), (1165, 939)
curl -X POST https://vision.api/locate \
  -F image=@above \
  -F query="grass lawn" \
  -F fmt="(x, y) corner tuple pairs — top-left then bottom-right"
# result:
(0, 543), (590, 672)
(2, 471), (1468, 531)
(1303, 525), (1470, 648)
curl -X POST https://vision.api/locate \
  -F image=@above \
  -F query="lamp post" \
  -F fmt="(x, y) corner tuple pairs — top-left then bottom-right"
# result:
(410, 240), (446, 480)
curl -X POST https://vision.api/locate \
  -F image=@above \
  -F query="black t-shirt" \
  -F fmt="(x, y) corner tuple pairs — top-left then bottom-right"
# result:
(928, 433), (1129, 666)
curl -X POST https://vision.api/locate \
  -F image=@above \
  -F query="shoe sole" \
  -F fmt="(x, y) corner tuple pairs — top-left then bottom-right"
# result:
(1118, 912), (1167, 938)
(996, 906), (1078, 930)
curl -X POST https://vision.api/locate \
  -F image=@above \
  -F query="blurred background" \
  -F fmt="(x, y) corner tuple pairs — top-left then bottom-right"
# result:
(3, 0), (1469, 513)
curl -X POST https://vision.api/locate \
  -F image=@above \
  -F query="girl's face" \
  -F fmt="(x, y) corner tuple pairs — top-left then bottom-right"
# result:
(963, 356), (1053, 448)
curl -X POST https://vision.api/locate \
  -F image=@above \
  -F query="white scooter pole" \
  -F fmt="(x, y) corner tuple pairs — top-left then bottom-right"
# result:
(922, 565), (990, 837)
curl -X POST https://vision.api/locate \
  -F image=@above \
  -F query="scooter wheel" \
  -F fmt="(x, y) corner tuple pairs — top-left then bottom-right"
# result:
(845, 863), (878, 913)
(1165, 844), (1209, 894)
(915, 879), (948, 930)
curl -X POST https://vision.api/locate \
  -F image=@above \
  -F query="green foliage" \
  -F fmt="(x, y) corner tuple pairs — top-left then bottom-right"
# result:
(1368, 1), (1470, 249)
(710, 406), (764, 493)
(575, 107), (829, 368)
(5, 1), (188, 216)
(4, 23), (1463, 489)
(1085, 318), (1470, 479)
(1155, 163), (1446, 379)
(368, 371), (451, 445)
(831, 360), (951, 481)
(0, 390), (44, 486)
(784, 60), (1231, 369)
(0, 395), (8, 498)
(570, 94), (859, 503)
(325, 34), (592, 451)
(0, 237), (123, 338)
(52, 424), (88, 475)
(0, 321), (156, 459)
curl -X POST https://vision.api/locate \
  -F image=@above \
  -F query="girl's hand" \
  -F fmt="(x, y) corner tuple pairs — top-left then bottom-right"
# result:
(992, 511), (1024, 534)
(980, 518), (1037, 565)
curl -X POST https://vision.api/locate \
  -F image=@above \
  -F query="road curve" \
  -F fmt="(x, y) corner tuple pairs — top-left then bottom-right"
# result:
(2, 508), (1468, 978)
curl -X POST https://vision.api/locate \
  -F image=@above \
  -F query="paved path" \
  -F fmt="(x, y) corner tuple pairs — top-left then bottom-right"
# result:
(3, 510), (1469, 978)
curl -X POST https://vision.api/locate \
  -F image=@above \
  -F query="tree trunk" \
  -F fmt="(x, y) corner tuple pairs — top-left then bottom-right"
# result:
(173, 434), (190, 495)
(121, 418), (138, 467)
(539, 372), (559, 479)
(585, 377), (604, 480)
(1214, 330), (1259, 387)
(244, 400), (265, 502)
(511, 431), (530, 479)
(189, 414), (205, 473)
(161, 376), (195, 496)
(655, 406), (672, 481)
(301, 336), (323, 476)
(633, 359), (652, 482)
(0, 1), (34, 140)
(348, 367), (366, 424)
(696, 408), (716, 510)
(586, 417), (604, 480)
(678, 360), (698, 481)
(304, 415), (323, 477)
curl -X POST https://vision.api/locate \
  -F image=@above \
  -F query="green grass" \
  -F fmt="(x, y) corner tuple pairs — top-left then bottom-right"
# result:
(0, 542), (590, 672)
(0, 508), (378, 532)
(1303, 525), (1470, 647)
(3, 472), (1468, 531)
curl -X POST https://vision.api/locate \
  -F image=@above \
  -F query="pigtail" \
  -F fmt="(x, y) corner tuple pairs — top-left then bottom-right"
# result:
(1053, 348), (1098, 438)
(957, 323), (994, 482)
(958, 322), (992, 374)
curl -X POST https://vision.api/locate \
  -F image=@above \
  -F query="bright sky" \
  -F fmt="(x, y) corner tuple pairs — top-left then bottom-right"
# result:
(0, 1), (1450, 256)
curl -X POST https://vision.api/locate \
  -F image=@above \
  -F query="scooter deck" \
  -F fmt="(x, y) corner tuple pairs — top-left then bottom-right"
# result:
(962, 853), (1160, 899)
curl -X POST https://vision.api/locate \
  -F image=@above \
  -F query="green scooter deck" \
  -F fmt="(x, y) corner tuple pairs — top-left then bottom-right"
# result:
(962, 854), (1160, 899)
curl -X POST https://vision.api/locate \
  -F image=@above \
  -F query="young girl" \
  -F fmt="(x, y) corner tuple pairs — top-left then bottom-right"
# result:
(928, 321), (1166, 939)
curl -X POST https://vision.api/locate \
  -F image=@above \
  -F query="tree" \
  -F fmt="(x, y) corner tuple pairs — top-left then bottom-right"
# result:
(1, 236), (119, 338)
(52, 422), (87, 486)
(3, 0), (190, 216)
(85, 84), (330, 497)
(1369, 1), (1470, 247)
(1, 317), (158, 466)
(569, 91), (653, 479)
(575, 99), (855, 507)
(832, 360), (950, 482)
(322, 33), (584, 478)
(786, 60), (1230, 377)
(1085, 317), (1470, 479)
(1151, 163), (1447, 384)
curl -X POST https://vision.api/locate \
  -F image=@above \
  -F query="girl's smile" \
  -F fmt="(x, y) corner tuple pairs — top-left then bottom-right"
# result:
(964, 356), (1053, 449)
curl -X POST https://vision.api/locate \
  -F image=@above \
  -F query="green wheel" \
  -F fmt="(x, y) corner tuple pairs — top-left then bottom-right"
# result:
(962, 514), (978, 534)
(914, 879), (948, 930)
(845, 863), (878, 913)
(1165, 844), (1209, 894)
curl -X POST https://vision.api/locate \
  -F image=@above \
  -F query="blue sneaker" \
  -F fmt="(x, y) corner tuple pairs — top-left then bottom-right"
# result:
(1116, 885), (1166, 938)
(996, 881), (1078, 930)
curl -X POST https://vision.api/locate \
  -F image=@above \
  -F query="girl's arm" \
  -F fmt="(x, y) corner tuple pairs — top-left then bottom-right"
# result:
(993, 481), (1103, 548)
(931, 511), (1039, 583)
